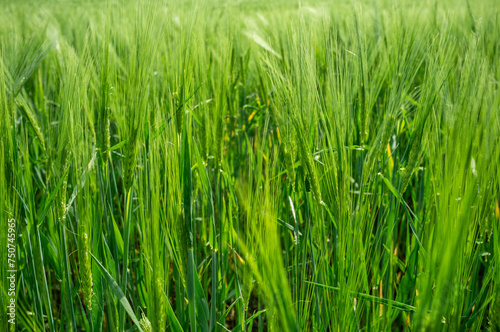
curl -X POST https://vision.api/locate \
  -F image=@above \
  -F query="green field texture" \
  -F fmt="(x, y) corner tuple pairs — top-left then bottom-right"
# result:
(0, 0), (499, 331)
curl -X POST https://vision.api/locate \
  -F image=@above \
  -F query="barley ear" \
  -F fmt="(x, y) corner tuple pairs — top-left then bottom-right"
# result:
(489, 285), (500, 331)
(294, 117), (322, 205)
(214, 112), (224, 168)
(242, 252), (254, 311)
(282, 140), (296, 192)
(140, 312), (153, 332)
(123, 126), (139, 192)
(85, 106), (97, 145)
(401, 133), (423, 194)
(176, 75), (185, 135)
(362, 117), (394, 186)
(153, 277), (165, 331)
(200, 111), (208, 159)
(177, 208), (188, 281)
(312, 116), (319, 151)
(16, 92), (46, 151)
(97, 33), (111, 165)
(56, 151), (72, 223)
(32, 231), (46, 303)
(79, 232), (93, 310)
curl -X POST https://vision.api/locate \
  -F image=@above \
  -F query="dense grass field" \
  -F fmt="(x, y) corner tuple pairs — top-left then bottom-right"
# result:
(1, 0), (499, 331)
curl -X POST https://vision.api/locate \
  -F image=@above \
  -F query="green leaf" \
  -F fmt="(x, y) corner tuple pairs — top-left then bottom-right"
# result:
(36, 165), (70, 227)
(90, 253), (144, 332)
(306, 281), (415, 312)
(378, 173), (425, 251)
(230, 310), (267, 332)
(103, 139), (128, 153)
(165, 293), (184, 332)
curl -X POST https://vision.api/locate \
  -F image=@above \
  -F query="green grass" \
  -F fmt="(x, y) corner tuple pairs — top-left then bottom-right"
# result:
(1, 0), (499, 331)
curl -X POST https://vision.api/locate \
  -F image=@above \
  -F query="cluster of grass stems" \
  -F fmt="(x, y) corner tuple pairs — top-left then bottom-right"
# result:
(1, 0), (499, 331)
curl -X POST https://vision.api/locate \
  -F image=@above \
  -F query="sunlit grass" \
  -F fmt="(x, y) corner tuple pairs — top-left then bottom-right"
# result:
(0, 0), (499, 331)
